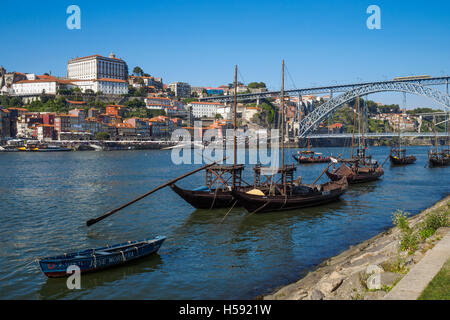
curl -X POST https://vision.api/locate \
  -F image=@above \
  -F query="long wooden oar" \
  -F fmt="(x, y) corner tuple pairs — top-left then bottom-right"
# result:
(86, 158), (225, 227)
(312, 161), (335, 185)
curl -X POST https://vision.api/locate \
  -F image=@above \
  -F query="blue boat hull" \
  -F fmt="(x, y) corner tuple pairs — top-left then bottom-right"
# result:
(39, 236), (165, 278)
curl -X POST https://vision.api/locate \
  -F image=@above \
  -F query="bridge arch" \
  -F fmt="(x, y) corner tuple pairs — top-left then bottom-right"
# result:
(298, 82), (450, 138)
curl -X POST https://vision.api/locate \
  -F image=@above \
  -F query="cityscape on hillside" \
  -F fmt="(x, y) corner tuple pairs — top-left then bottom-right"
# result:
(0, 53), (446, 146)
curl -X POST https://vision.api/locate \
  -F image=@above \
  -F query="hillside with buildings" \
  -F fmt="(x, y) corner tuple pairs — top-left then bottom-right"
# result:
(0, 53), (446, 143)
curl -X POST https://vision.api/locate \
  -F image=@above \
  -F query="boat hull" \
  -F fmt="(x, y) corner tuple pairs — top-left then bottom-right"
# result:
(389, 155), (416, 165)
(293, 155), (331, 164)
(428, 157), (450, 167)
(39, 236), (165, 278)
(170, 184), (239, 209)
(326, 165), (384, 184)
(231, 179), (347, 213)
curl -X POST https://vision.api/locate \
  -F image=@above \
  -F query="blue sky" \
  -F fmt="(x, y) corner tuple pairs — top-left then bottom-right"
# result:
(1, 0), (449, 108)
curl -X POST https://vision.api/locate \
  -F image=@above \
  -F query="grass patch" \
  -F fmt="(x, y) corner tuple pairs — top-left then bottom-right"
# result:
(380, 258), (409, 274)
(418, 258), (450, 300)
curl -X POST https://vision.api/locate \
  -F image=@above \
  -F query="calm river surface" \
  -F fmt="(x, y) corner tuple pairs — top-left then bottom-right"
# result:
(0, 146), (448, 299)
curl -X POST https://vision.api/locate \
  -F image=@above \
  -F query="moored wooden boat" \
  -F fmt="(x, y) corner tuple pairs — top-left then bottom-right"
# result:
(427, 114), (449, 167)
(231, 177), (348, 213)
(231, 61), (348, 214)
(169, 66), (247, 210)
(389, 153), (416, 165)
(170, 184), (238, 209)
(39, 236), (166, 278)
(293, 153), (331, 164)
(326, 162), (384, 184)
(428, 150), (450, 167)
(293, 138), (330, 164)
(169, 164), (248, 209)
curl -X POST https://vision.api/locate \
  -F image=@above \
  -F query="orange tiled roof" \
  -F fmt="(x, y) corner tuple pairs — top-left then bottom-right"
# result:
(15, 79), (75, 85)
(95, 78), (127, 83)
(7, 107), (28, 111)
(66, 100), (86, 105)
(189, 101), (224, 106)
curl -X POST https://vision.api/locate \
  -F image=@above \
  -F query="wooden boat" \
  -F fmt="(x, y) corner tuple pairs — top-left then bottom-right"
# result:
(326, 95), (384, 184)
(170, 66), (248, 209)
(428, 150), (450, 167)
(293, 151), (331, 164)
(292, 138), (331, 164)
(389, 110), (416, 165)
(428, 114), (450, 167)
(231, 176), (347, 213)
(389, 148), (416, 165)
(232, 61), (348, 214)
(326, 160), (384, 184)
(39, 236), (166, 278)
(170, 164), (246, 209)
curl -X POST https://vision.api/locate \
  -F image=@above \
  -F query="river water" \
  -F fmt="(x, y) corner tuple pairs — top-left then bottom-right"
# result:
(0, 146), (448, 299)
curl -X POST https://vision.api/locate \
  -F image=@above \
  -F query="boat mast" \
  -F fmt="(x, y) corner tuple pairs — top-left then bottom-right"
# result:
(433, 115), (438, 154)
(232, 65), (238, 188)
(361, 97), (365, 150)
(281, 60), (285, 169)
(281, 60), (286, 193)
(398, 113), (401, 151)
(350, 95), (358, 159)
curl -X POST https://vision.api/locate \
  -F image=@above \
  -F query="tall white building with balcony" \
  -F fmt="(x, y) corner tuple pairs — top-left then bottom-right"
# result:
(67, 53), (128, 81)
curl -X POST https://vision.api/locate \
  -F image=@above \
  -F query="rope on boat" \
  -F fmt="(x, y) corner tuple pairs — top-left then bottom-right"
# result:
(220, 200), (238, 224)
(121, 250), (126, 262)
(249, 200), (272, 215)
(93, 254), (97, 268)
(209, 187), (220, 210)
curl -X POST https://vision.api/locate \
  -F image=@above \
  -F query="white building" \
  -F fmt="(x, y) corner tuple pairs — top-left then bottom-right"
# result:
(67, 53), (128, 81)
(72, 78), (128, 95)
(12, 78), (76, 95)
(187, 101), (225, 118)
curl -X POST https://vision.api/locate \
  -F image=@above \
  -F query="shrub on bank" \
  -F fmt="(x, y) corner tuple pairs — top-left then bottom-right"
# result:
(392, 203), (449, 253)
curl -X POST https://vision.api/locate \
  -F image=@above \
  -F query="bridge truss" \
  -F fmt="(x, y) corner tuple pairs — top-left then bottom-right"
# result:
(297, 82), (450, 138)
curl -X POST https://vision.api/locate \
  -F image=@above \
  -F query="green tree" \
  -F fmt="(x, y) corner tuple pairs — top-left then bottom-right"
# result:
(133, 66), (144, 77)
(125, 98), (146, 108)
(95, 132), (110, 140)
(248, 82), (266, 89)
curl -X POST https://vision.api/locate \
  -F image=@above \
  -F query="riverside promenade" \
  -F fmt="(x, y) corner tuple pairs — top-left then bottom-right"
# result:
(264, 196), (450, 300)
(384, 230), (450, 299)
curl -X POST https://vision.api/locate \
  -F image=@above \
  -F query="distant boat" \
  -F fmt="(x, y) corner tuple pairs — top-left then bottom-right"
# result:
(292, 138), (331, 164)
(326, 95), (384, 184)
(389, 111), (416, 165)
(428, 114), (450, 167)
(17, 142), (72, 152)
(39, 236), (166, 278)
(389, 148), (416, 165)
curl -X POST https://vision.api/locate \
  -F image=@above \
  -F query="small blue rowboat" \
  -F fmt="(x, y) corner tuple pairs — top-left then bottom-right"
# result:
(39, 236), (166, 278)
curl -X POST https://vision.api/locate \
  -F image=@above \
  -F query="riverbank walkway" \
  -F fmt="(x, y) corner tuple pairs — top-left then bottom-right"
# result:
(384, 229), (450, 300)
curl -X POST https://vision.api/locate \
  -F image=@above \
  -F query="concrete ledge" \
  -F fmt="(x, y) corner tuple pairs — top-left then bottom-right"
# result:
(384, 230), (450, 300)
